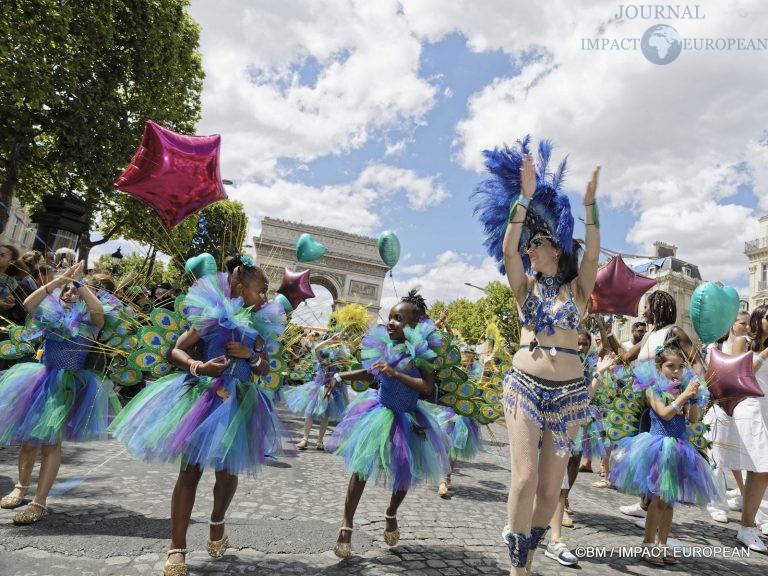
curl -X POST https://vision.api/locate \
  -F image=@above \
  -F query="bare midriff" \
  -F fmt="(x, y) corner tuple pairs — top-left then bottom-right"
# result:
(512, 326), (582, 382)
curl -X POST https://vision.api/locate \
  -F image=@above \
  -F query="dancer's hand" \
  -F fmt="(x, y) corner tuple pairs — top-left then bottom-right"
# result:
(371, 359), (396, 377)
(597, 352), (617, 375)
(584, 165), (600, 205)
(225, 341), (252, 359)
(199, 355), (230, 377)
(520, 154), (536, 199)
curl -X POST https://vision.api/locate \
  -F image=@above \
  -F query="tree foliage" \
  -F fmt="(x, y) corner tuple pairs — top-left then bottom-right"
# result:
(429, 281), (519, 348)
(92, 252), (182, 288)
(0, 0), (204, 260)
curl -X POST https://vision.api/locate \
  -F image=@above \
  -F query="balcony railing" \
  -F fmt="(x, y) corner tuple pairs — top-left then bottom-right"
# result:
(745, 237), (768, 253)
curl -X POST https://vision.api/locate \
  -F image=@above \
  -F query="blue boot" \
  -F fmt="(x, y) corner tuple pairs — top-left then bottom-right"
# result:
(502, 525), (530, 567)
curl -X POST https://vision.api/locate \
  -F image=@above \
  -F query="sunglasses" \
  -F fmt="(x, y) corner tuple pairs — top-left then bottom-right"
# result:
(527, 238), (551, 249)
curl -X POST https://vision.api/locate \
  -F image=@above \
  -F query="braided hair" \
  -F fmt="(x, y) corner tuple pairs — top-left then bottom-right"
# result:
(646, 290), (676, 328)
(224, 253), (266, 286)
(401, 289), (428, 321)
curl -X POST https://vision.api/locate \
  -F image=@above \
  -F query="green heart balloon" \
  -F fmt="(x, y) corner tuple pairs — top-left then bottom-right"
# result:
(690, 282), (740, 343)
(296, 233), (326, 262)
(185, 253), (217, 279)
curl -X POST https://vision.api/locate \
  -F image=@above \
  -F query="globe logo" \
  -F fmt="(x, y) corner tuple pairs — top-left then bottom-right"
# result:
(641, 24), (683, 65)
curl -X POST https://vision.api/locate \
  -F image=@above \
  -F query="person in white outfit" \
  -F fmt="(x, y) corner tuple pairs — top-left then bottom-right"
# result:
(725, 305), (768, 552)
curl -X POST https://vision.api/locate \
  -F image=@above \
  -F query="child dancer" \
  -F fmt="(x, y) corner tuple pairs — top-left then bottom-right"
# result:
(325, 291), (451, 557)
(110, 255), (285, 576)
(285, 331), (350, 451)
(0, 262), (114, 524)
(608, 346), (723, 565)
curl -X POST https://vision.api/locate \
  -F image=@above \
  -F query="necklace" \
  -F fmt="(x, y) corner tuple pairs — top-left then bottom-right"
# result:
(538, 275), (563, 299)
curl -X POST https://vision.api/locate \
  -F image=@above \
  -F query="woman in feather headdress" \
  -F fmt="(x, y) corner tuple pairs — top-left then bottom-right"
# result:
(110, 254), (285, 576)
(0, 261), (116, 525)
(323, 290), (450, 558)
(472, 136), (600, 574)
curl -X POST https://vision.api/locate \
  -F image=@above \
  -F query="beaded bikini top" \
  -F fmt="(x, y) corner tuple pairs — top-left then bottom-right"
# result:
(520, 275), (580, 336)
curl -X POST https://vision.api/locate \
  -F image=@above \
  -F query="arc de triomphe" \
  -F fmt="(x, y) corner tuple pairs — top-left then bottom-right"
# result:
(253, 217), (389, 322)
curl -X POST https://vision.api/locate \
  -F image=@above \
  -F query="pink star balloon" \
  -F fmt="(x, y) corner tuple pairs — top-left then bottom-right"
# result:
(590, 255), (657, 315)
(705, 348), (764, 417)
(276, 268), (315, 310)
(114, 120), (227, 230)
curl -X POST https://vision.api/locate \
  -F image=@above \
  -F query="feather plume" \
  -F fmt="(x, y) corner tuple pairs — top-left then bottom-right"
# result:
(471, 135), (574, 274)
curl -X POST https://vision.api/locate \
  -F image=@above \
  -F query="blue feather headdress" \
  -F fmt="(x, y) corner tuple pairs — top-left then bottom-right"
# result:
(472, 136), (574, 274)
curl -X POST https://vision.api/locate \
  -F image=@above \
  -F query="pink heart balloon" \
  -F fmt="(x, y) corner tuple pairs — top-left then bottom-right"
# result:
(276, 268), (315, 310)
(114, 120), (227, 230)
(705, 348), (764, 417)
(590, 255), (657, 315)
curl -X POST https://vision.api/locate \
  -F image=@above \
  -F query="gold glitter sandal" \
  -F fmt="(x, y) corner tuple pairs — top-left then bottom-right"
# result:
(163, 548), (188, 576)
(1, 484), (29, 509)
(333, 526), (353, 558)
(206, 518), (228, 559)
(383, 513), (400, 546)
(12, 501), (47, 525)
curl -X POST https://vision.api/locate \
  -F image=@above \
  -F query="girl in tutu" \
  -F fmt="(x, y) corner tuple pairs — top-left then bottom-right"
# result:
(110, 255), (285, 576)
(285, 331), (351, 451)
(0, 261), (115, 525)
(325, 291), (450, 558)
(608, 346), (723, 565)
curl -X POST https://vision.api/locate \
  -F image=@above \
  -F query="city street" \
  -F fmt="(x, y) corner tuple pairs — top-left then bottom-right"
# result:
(1, 408), (766, 575)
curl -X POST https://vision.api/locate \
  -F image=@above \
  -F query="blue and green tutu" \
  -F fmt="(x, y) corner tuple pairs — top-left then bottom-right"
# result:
(0, 295), (118, 445)
(110, 371), (282, 475)
(284, 368), (349, 422)
(572, 405), (607, 461)
(607, 362), (723, 506)
(435, 405), (482, 462)
(110, 273), (286, 475)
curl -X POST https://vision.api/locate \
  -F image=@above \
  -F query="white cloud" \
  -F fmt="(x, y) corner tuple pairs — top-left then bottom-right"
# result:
(231, 164), (448, 238)
(380, 250), (502, 316)
(401, 0), (767, 284)
(188, 0), (438, 181)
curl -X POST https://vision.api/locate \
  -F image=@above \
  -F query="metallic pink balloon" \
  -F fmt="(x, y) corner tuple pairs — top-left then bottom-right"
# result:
(590, 255), (657, 315)
(705, 348), (764, 417)
(114, 120), (227, 230)
(276, 267), (315, 310)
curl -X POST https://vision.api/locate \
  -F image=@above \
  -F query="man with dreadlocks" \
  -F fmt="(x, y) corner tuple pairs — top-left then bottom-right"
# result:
(324, 290), (450, 558)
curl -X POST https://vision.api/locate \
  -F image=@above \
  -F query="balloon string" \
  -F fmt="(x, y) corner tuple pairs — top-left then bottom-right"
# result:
(389, 270), (398, 300)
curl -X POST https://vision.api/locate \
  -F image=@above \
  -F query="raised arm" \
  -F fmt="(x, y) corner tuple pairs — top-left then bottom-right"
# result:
(575, 165), (601, 306)
(503, 154), (535, 303)
(23, 261), (81, 312)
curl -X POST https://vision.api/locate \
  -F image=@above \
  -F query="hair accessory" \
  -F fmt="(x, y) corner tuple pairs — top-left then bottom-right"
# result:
(655, 345), (666, 356)
(239, 254), (254, 268)
(472, 135), (574, 274)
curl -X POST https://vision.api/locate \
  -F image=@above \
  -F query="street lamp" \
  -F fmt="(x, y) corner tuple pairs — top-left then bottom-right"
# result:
(111, 247), (124, 275)
(464, 282), (487, 293)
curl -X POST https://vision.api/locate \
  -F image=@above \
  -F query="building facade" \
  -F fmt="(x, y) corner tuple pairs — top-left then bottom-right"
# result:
(0, 197), (36, 253)
(745, 215), (768, 310)
(614, 242), (704, 344)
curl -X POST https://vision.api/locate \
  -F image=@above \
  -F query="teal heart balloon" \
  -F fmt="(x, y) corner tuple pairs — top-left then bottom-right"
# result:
(296, 233), (326, 262)
(690, 282), (740, 343)
(377, 231), (400, 269)
(274, 293), (293, 313)
(185, 253), (217, 279)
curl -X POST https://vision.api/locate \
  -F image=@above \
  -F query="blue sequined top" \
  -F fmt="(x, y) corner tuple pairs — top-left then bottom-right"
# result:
(649, 409), (687, 439)
(377, 365), (422, 413)
(520, 277), (580, 335)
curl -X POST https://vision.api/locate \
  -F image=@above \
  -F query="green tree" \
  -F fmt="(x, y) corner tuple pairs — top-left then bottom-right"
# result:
(478, 281), (520, 347)
(1, 0), (204, 261)
(92, 252), (182, 288)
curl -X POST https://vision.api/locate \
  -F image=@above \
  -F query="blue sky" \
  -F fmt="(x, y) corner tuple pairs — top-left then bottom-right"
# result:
(96, 1), (767, 325)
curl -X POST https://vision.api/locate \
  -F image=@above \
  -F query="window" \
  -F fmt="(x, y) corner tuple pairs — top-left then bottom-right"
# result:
(682, 265), (691, 277)
(762, 263), (768, 284)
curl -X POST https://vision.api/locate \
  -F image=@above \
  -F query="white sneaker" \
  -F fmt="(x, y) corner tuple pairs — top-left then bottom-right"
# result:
(634, 518), (646, 529)
(726, 488), (741, 498)
(760, 523), (768, 536)
(710, 510), (729, 523)
(756, 509), (768, 525)
(728, 496), (743, 511)
(736, 526), (767, 552)
(620, 502), (647, 518)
